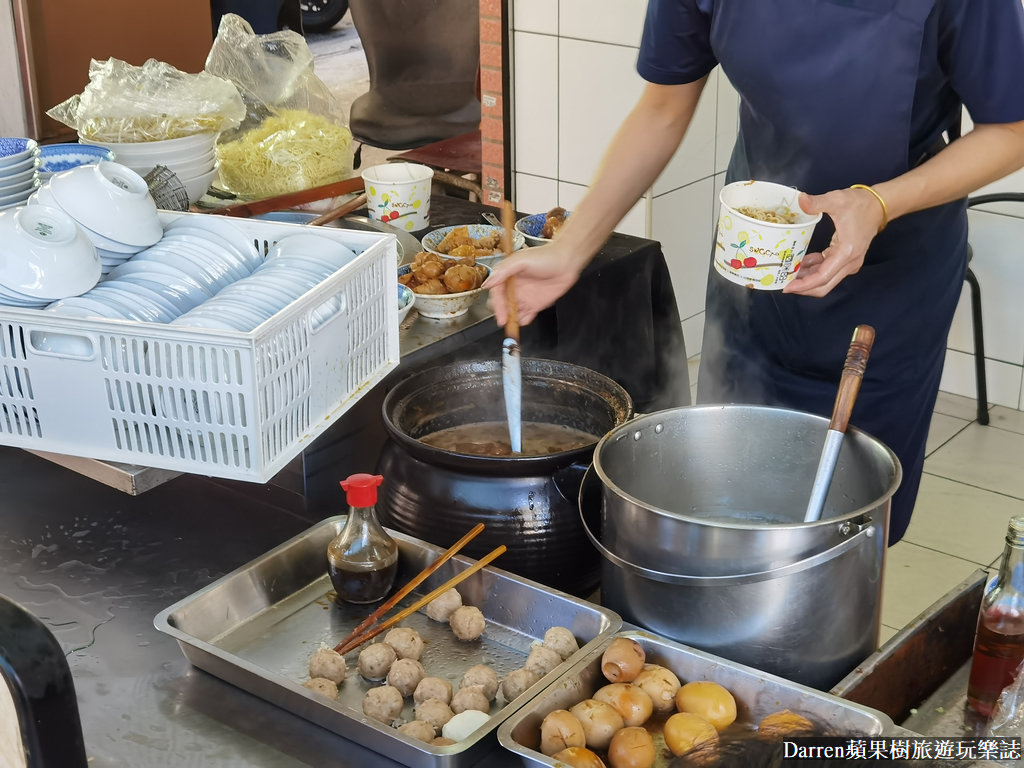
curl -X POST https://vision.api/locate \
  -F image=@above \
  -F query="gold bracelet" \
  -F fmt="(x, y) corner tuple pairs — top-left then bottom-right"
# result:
(850, 184), (889, 232)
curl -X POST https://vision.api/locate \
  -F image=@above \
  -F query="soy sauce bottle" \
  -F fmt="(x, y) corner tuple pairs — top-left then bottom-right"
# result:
(966, 515), (1024, 717)
(328, 474), (398, 604)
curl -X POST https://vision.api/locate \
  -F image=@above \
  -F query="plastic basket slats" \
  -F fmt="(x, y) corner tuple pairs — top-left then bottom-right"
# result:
(0, 212), (400, 482)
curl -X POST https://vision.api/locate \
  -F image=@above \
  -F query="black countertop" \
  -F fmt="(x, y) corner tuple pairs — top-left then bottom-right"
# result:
(0, 194), (689, 766)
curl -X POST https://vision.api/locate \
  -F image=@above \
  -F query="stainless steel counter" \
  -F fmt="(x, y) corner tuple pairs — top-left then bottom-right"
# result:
(0, 446), (522, 767)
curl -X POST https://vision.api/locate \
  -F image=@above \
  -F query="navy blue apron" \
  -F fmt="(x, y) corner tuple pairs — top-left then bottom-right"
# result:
(695, 0), (968, 545)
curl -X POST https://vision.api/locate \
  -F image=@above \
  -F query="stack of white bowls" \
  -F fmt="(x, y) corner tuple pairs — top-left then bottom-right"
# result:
(0, 138), (40, 211)
(78, 133), (218, 205)
(28, 160), (163, 275)
(0, 204), (101, 308)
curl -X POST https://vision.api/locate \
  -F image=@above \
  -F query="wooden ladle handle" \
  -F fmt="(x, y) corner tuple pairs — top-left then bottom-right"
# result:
(829, 324), (875, 433)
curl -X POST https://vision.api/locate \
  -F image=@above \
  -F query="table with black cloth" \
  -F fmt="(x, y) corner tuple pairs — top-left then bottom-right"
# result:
(298, 194), (691, 513)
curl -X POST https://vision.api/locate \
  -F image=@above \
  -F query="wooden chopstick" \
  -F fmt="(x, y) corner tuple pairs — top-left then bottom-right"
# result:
(334, 545), (507, 656)
(501, 201), (519, 341)
(310, 193), (368, 227)
(332, 523), (484, 653)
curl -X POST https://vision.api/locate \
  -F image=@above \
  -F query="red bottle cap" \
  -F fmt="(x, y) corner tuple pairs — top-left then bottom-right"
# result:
(340, 474), (383, 507)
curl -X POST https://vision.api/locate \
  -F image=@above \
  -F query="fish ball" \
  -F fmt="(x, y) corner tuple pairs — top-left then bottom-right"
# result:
(568, 699), (624, 751)
(607, 726), (656, 768)
(362, 685), (404, 724)
(302, 677), (339, 700)
(525, 645), (563, 678)
(450, 685), (490, 714)
(632, 664), (681, 715)
(459, 664), (499, 701)
(384, 626), (424, 661)
(542, 626), (579, 660)
(425, 587), (463, 622)
(500, 667), (540, 703)
(601, 638), (645, 683)
(539, 709), (586, 756)
(449, 605), (486, 641)
(387, 658), (426, 697)
(397, 720), (436, 742)
(551, 747), (607, 768)
(414, 676), (453, 705)
(441, 709), (491, 741)
(308, 647), (347, 684)
(431, 736), (457, 746)
(593, 683), (653, 727)
(414, 698), (455, 732)
(358, 642), (397, 681)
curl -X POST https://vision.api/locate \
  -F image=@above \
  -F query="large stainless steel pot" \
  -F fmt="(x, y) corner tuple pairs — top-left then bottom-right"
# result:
(377, 358), (633, 596)
(580, 468), (885, 691)
(593, 405), (901, 576)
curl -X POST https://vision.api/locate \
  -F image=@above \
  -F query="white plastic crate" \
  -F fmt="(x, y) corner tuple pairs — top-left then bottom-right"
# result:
(0, 212), (400, 483)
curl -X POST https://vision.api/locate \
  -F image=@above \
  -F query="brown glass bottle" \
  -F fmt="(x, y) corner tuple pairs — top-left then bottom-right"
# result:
(966, 515), (1024, 718)
(327, 474), (398, 604)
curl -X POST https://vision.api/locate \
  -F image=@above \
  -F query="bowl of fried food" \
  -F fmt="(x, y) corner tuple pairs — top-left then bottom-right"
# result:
(420, 224), (524, 266)
(398, 251), (491, 319)
(514, 206), (570, 247)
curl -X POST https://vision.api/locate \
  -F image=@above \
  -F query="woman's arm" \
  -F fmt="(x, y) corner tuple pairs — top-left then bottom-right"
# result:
(485, 78), (708, 325)
(785, 119), (1024, 297)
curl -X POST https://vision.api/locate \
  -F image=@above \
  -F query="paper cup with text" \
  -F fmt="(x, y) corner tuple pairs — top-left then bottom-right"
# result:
(361, 162), (434, 231)
(715, 180), (822, 290)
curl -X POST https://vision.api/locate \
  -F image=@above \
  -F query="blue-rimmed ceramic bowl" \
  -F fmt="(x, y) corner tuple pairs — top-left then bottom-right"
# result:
(38, 143), (116, 179)
(398, 263), (490, 319)
(420, 224), (524, 266)
(514, 210), (572, 247)
(0, 138), (39, 170)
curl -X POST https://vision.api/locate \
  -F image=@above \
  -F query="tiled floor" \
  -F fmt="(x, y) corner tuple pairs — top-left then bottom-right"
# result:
(688, 356), (1022, 647)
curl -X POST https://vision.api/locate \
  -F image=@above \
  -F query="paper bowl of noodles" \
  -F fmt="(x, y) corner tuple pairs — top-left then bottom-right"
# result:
(398, 257), (490, 319)
(714, 180), (822, 290)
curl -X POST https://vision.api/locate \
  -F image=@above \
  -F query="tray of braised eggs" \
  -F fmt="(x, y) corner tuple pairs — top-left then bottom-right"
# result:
(154, 518), (620, 768)
(497, 630), (900, 768)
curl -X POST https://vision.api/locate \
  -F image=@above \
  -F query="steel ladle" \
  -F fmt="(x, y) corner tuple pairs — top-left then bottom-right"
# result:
(501, 202), (522, 453)
(803, 324), (876, 522)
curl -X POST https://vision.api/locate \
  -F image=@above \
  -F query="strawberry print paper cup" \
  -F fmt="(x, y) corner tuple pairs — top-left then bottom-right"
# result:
(715, 180), (822, 290)
(361, 162), (434, 231)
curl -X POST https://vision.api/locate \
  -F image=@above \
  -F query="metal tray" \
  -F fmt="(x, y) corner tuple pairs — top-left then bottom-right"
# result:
(497, 629), (899, 768)
(154, 517), (621, 768)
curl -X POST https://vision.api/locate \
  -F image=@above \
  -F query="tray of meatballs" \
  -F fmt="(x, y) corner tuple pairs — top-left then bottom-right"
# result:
(154, 518), (621, 768)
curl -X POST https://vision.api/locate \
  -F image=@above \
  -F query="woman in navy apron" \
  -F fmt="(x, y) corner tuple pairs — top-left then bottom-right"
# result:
(485, 0), (1024, 545)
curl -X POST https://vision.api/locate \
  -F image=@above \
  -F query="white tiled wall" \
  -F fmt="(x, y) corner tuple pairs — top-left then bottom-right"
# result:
(510, 0), (1024, 410)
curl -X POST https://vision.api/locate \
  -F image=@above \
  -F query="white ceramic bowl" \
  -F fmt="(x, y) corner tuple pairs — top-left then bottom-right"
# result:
(79, 132), (217, 158)
(0, 138), (39, 169)
(0, 182), (36, 207)
(0, 166), (38, 192)
(141, 151), (216, 181)
(0, 154), (40, 178)
(397, 283), (415, 324)
(397, 264), (489, 319)
(177, 167), (219, 204)
(49, 161), (162, 247)
(0, 205), (100, 298)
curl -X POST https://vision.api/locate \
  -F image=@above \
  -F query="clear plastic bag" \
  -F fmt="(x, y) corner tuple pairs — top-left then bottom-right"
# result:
(204, 13), (354, 199)
(984, 659), (1024, 767)
(46, 58), (245, 143)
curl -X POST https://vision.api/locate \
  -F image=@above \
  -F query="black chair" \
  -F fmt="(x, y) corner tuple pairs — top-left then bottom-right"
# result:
(0, 595), (88, 768)
(964, 192), (1024, 426)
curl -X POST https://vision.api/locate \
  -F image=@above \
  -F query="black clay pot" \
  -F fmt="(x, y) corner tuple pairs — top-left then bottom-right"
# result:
(377, 358), (633, 596)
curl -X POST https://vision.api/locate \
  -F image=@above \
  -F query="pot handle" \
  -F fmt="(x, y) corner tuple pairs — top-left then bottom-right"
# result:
(579, 483), (880, 587)
(552, 461), (591, 503)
